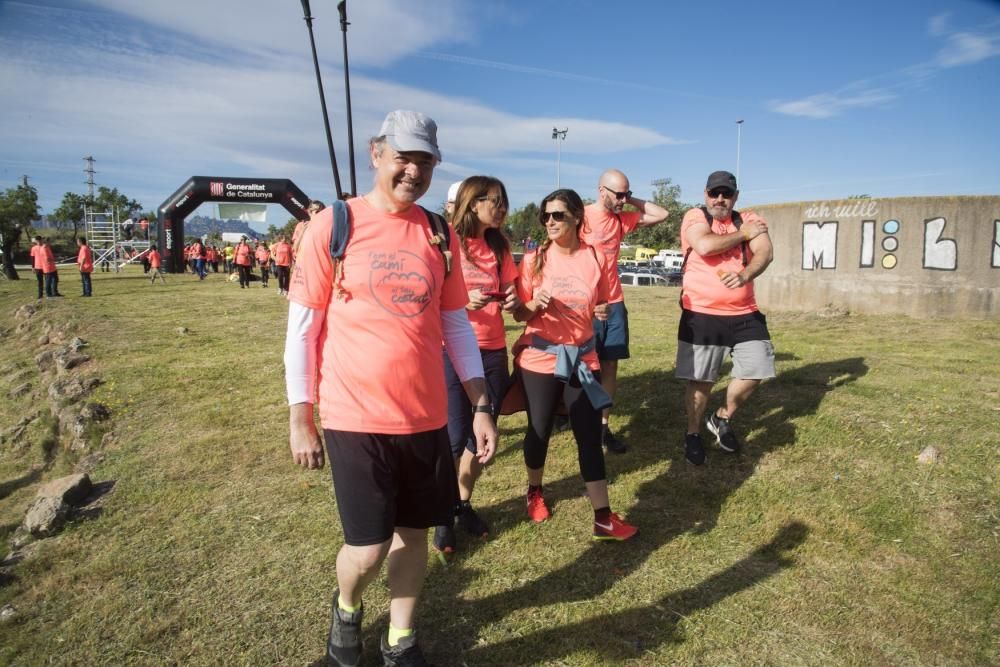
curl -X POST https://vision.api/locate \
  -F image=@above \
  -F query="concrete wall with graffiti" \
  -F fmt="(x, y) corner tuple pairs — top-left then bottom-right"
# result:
(749, 196), (998, 318)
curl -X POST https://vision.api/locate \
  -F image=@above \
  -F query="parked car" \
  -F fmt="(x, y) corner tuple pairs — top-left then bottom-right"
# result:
(619, 271), (669, 287)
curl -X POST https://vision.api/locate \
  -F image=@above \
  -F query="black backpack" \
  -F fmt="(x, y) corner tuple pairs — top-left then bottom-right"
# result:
(327, 199), (452, 296)
(679, 206), (748, 274)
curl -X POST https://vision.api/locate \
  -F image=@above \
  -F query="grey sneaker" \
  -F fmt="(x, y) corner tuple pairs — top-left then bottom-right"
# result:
(684, 433), (706, 466)
(380, 633), (431, 667)
(326, 591), (363, 667)
(706, 412), (742, 454)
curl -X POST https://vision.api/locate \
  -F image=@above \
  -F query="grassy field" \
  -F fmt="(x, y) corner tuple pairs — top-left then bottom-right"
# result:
(0, 266), (997, 666)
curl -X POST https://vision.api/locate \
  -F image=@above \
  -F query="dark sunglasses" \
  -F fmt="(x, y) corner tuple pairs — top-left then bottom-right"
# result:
(541, 210), (571, 222)
(602, 186), (632, 200)
(708, 188), (735, 199)
(477, 195), (507, 208)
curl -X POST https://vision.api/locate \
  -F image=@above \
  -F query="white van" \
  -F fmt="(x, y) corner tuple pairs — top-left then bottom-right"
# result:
(619, 271), (668, 287)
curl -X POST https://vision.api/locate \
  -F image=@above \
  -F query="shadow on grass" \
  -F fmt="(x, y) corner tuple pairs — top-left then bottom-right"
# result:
(468, 521), (810, 664)
(0, 468), (42, 501)
(419, 357), (866, 664)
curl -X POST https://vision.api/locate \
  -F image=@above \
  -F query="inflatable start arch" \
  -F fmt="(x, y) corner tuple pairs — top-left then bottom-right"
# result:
(157, 176), (311, 273)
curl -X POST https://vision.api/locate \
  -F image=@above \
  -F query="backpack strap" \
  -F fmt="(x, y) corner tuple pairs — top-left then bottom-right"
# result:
(327, 199), (351, 298)
(420, 206), (452, 277)
(329, 199), (351, 261)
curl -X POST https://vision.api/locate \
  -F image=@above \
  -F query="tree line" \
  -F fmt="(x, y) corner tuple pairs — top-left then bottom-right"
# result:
(0, 181), (148, 279)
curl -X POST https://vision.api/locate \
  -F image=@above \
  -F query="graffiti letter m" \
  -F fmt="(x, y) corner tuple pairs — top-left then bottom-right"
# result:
(802, 221), (838, 270)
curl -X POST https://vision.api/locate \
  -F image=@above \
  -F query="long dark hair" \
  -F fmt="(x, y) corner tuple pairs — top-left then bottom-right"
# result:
(451, 176), (511, 270)
(533, 188), (585, 279)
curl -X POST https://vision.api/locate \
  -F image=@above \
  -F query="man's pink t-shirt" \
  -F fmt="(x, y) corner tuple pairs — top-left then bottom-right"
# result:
(514, 245), (609, 375)
(30, 245), (44, 270)
(289, 198), (468, 434)
(459, 236), (518, 350)
(77, 246), (94, 273)
(680, 207), (763, 315)
(582, 203), (640, 304)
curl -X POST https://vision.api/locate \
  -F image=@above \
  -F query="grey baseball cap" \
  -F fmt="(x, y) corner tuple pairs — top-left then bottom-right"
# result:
(379, 110), (442, 161)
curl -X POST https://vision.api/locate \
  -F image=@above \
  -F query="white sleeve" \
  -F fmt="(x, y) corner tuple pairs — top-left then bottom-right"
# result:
(442, 308), (485, 382)
(284, 301), (324, 405)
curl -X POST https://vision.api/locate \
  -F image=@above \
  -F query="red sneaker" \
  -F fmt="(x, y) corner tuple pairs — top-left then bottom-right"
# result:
(526, 488), (550, 523)
(593, 512), (638, 541)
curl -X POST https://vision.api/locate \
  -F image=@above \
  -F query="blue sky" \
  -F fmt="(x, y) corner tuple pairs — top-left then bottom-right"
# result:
(1, 0), (998, 231)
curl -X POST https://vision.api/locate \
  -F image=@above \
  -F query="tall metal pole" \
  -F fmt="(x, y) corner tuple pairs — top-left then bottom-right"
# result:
(735, 119), (744, 185)
(337, 1), (357, 196)
(552, 127), (568, 188)
(301, 0), (343, 199)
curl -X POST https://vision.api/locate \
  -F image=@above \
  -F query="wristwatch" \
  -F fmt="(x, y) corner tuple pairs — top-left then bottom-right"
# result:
(473, 403), (493, 414)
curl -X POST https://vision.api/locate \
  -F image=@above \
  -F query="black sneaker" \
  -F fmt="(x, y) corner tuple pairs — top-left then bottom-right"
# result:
(327, 591), (363, 667)
(380, 633), (431, 667)
(684, 433), (706, 466)
(432, 524), (456, 553)
(456, 502), (489, 538)
(706, 412), (742, 454)
(602, 425), (627, 454)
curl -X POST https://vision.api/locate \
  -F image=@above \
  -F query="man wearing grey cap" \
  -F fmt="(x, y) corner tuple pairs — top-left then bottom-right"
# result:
(284, 110), (497, 666)
(676, 170), (774, 466)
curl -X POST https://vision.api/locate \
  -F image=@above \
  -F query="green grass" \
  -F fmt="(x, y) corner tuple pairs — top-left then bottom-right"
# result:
(0, 267), (997, 666)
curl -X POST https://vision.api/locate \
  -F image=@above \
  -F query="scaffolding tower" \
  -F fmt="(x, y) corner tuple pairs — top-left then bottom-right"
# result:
(85, 207), (150, 272)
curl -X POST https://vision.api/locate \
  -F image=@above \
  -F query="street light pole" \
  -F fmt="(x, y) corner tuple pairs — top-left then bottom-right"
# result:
(735, 119), (744, 185)
(552, 127), (568, 188)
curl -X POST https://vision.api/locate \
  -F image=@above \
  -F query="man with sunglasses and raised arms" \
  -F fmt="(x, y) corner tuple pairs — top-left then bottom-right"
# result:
(676, 170), (774, 466)
(285, 110), (498, 667)
(583, 169), (669, 453)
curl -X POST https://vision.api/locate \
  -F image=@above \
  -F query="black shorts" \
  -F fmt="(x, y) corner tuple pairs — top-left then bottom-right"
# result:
(324, 428), (457, 546)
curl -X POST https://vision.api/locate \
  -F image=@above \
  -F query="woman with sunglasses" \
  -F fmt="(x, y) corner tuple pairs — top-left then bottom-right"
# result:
(510, 189), (638, 541)
(435, 176), (522, 553)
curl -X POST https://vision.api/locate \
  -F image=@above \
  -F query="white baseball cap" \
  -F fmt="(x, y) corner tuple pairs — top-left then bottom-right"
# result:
(379, 110), (441, 161)
(447, 181), (463, 203)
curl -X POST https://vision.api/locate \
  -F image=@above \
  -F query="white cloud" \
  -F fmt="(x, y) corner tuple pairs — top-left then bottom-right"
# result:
(78, 0), (473, 67)
(771, 15), (999, 120)
(936, 31), (1000, 67)
(928, 13), (950, 37)
(769, 89), (896, 119)
(0, 8), (682, 215)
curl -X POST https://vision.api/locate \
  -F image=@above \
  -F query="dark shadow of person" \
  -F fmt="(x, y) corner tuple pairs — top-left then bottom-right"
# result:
(413, 357), (866, 665)
(466, 521), (809, 665)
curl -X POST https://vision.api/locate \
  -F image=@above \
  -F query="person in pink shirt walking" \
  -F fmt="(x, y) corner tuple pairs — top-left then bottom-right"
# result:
(76, 237), (94, 297)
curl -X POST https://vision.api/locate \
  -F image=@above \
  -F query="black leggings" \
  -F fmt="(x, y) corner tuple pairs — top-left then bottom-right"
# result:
(238, 265), (251, 287)
(520, 367), (606, 483)
(276, 266), (290, 292)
